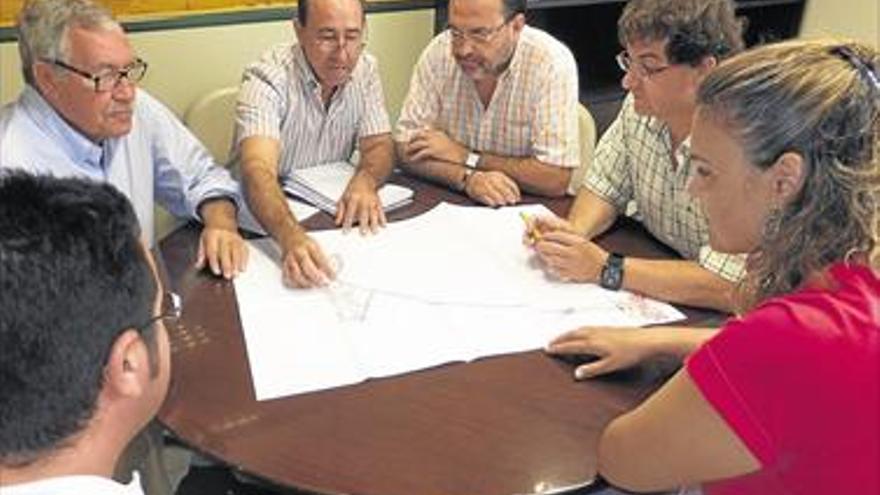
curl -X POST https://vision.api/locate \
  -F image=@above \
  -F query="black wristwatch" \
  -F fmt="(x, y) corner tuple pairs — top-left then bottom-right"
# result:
(599, 252), (625, 291)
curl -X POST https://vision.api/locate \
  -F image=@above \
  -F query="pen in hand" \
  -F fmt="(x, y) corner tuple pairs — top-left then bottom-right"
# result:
(520, 211), (543, 245)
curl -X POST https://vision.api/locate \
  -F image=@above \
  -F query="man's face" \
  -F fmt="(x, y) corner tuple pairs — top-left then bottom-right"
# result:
(36, 25), (138, 142)
(448, 0), (524, 82)
(620, 38), (707, 121)
(296, 0), (365, 90)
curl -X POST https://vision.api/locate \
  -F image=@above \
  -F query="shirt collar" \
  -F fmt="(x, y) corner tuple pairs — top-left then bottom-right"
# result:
(20, 85), (105, 169)
(293, 44), (322, 92)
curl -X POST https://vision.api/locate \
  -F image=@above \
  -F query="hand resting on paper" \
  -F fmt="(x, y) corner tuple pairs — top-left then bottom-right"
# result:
(280, 228), (335, 288)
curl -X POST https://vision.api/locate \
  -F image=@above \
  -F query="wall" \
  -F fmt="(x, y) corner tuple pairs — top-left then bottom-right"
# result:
(800, 0), (878, 47)
(0, 8), (433, 122)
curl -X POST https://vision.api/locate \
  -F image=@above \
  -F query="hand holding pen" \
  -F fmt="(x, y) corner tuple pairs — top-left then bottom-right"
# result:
(520, 212), (575, 246)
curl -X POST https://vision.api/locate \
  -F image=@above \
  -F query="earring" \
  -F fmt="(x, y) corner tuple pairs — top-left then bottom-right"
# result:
(761, 206), (783, 241)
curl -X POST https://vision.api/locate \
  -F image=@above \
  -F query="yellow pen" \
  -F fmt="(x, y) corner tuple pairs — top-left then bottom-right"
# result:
(519, 211), (543, 244)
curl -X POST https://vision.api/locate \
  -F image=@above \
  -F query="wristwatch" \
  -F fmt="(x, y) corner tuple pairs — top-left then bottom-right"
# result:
(599, 252), (625, 291)
(464, 151), (481, 168)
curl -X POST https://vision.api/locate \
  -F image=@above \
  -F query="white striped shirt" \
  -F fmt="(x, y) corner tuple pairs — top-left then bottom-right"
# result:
(233, 43), (391, 178)
(583, 94), (746, 282)
(395, 26), (580, 168)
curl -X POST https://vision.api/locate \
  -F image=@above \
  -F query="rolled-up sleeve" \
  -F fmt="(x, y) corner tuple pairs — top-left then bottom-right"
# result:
(358, 55), (391, 138)
(235, 47), (289, 144)
(143, 92), (241, 220)
(582, 99), (634, 211)
(531, 51), (579, 168)
(395, 37), (443, 145)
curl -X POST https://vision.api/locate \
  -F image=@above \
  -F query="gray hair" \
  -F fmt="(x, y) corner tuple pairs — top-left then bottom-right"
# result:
(16, 0), (118, 85)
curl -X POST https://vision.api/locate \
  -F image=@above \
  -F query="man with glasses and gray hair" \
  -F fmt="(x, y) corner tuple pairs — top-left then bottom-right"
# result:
(529, 0), (746, 313)
(234, 0), (394, 289)
(0, 0), (248, 280)
(396, 0), (580, 206)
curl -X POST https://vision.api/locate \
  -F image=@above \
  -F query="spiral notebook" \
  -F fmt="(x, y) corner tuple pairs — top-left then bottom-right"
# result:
(282, 161), (413, 215)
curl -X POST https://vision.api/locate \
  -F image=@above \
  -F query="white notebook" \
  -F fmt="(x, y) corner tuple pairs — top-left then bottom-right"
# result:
(283, 161), (413, 215)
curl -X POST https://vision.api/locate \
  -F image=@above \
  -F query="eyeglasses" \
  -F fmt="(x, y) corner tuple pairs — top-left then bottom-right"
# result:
(44, 57), (148, 92)
(314, 31), (366, 54)
(616, 51), (671, 78)
(448, 18), (510, 45)
(139, 292), (182, 331)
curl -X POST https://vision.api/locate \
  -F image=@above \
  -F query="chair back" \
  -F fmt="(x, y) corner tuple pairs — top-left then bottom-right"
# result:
(567, 103), (598, 195)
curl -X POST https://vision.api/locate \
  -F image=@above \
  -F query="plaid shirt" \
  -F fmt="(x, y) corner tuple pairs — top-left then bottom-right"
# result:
(583, 94), (746, 282)
(233, 43), (390, 178)
(396, 26), (579, 168)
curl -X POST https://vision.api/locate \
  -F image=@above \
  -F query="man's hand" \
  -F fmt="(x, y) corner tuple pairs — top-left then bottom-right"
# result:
(404, 128), (467, 165)
(464, 170), (521, 206)
(336, 170), (386, 235)
(195, 226), (249, 280)
(533, 231), (608, 282)
(522, 214), (577, 246)
(195, 199), (249, 279)
(280, 229), (335, 288)
(546, 327), (656, 379)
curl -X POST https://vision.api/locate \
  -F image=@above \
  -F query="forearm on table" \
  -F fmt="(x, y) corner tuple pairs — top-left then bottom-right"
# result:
(356, 134), (395, 185)
(396, 141), (469, 190)
(242, 161), (306, 244)
(478, 153), (570, 197)
(640, 326), (720, 361)
(622, 258), (736, 312)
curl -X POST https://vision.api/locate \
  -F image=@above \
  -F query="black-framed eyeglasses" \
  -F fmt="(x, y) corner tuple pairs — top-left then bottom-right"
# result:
(616, 51), (671, 79)
(139, 292), (182, 331)
(44, 57), (148, 92)
(448, 17), (512, 45)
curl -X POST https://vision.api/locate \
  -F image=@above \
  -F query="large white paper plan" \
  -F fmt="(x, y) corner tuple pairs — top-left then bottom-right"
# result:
(234, 203), (686, 400)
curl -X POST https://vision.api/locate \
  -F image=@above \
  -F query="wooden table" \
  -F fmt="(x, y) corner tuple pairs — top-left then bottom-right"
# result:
(157, 174), (717, 495)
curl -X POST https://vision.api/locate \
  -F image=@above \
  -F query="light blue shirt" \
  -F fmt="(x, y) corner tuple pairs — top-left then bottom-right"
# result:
(0, 85), (241, 245)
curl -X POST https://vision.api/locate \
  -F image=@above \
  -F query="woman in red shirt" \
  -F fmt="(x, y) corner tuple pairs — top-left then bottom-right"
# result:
(549, 39), (879, 494)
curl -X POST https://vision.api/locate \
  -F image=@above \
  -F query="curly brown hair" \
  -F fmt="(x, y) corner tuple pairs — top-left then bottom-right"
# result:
(696, 39), (880, 311)
(618, 0), (745, 66)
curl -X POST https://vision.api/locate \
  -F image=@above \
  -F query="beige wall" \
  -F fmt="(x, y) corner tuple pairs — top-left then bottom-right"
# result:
(0, 8), (433, 121)
(801, 0), (878, 47)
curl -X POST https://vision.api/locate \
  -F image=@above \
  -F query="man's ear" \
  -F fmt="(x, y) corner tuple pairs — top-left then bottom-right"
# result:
(695, 55), (718, 80)
(103, 329), (150, 400)
(769, 151), (806, 204)
(510, 13), (526, 35)
(33, 62), (61, 99)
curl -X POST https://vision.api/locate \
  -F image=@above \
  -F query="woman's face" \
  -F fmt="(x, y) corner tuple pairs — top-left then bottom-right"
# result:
(688, 108), (780, 254)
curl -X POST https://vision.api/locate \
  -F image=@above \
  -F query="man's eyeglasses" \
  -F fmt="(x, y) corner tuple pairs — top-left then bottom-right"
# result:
(616, 51), (671, 78)
(314, 31), (366, 54)
(448, 18), (510, 45)
(44, 57), (148, 92)
(139, 292), (182, 331)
